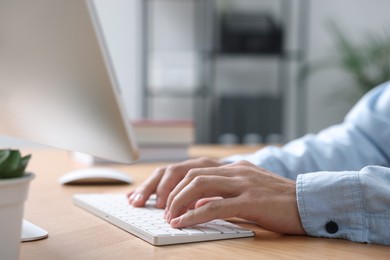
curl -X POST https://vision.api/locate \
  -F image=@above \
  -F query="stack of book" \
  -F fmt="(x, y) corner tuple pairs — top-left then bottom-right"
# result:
(72, 119), (195, 164)
(132, 119), (194, 162)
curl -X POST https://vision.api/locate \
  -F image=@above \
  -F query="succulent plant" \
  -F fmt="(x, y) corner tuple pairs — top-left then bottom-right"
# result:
(0, 150), (31, 179)
(300, 21), (390, 97)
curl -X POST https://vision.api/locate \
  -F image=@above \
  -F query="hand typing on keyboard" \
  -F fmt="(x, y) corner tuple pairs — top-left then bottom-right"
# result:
(128, 158), (306, 235)
(74, 193), (254, 245)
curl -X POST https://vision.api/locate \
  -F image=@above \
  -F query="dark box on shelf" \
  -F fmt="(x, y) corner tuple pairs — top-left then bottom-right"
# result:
(219, 13), (283, 55)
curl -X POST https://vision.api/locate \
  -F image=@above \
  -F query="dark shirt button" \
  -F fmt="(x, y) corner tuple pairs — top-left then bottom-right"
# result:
(325, 221), (339, 234)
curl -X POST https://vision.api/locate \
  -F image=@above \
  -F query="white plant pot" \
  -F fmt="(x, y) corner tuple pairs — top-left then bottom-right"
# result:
(0, 173), (34, 260)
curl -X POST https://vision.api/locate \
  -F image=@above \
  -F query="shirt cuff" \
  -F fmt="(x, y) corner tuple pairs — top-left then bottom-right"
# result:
(296, 171), (367, 243)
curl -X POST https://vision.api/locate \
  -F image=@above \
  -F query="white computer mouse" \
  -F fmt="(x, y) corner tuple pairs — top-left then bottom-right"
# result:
(59, 167), (133, 185)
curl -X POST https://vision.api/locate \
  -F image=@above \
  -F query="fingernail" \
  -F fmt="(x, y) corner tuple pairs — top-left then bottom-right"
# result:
(133, 194), (142, 202)
(129, 193), (136, 201)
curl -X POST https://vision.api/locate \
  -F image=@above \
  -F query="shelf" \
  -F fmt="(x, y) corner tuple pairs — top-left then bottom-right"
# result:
(146, 86), (209, 98)
(140, 0), (309, 143)
(208, 50), (304, 61)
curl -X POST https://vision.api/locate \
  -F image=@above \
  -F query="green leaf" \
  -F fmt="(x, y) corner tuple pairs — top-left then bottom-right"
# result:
(0, 150), (10, 165)
(0, 150), (31, 179)
(0, 150), (21, 178)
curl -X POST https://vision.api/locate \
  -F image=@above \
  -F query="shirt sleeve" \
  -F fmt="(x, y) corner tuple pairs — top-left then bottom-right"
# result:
(296, 166), (390, 245)
(295, 83), (390, 245)
(222, 81), (390, 180)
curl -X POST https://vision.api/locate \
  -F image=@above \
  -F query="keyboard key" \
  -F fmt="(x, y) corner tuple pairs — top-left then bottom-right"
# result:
(180, 228), (205, 235)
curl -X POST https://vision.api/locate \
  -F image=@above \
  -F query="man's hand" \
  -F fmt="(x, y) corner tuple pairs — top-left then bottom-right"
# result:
(127, 157), (223, 208)
(164, 160), (306, 235)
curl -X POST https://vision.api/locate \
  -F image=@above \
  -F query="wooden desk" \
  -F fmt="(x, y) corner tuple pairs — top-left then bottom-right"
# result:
(20, 147), (390, 259)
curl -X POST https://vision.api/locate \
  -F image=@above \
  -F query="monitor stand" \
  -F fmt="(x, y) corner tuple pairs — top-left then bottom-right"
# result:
(21, 219), (48, 242)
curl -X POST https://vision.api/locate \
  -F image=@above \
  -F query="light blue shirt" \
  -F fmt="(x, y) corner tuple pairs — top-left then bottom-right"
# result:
(224, 81), (390, 245)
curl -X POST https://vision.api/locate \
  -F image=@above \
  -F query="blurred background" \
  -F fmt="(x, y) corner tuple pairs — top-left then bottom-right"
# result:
(134, 0), (390, 144)
(2, 0), (390, 147)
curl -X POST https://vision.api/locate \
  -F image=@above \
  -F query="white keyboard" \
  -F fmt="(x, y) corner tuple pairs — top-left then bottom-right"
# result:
(73, 193), (254, 246)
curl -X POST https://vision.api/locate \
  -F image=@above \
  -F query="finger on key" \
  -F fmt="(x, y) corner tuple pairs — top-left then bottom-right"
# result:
(129, 166), (166, 207)
(154, 164), (189, 208)
(170, 197), (238, 228)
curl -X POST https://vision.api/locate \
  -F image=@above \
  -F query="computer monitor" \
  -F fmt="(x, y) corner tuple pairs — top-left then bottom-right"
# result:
(0, 0), (138, 163)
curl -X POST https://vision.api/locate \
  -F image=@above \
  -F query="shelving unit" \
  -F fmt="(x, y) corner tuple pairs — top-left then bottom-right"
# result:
(139, 0), (310, 144)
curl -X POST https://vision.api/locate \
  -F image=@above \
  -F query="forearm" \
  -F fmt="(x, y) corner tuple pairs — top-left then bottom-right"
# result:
(223, 122), (387, 180)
